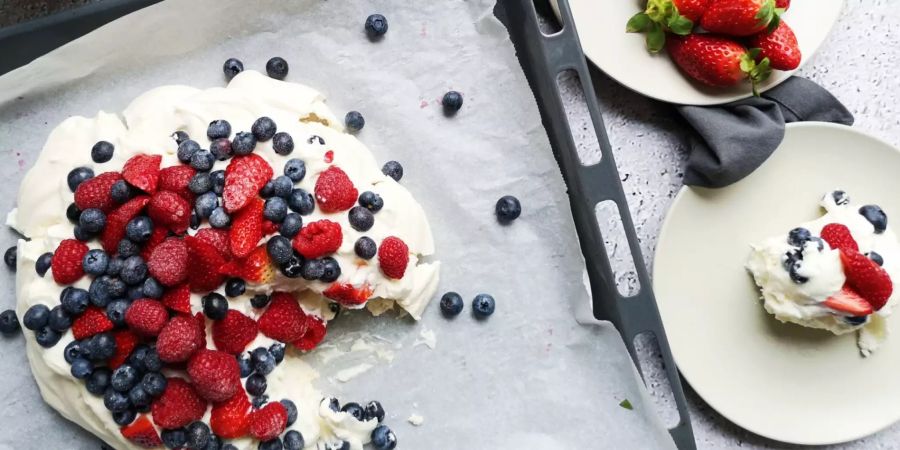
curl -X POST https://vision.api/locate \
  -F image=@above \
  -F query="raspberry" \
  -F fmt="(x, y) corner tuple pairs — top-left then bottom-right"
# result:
(50, 239), (89, 284)
(840, 249), (893, 311)
(230, 197), (264, 259)
(122, 154), (162, 194)
(323, 283), (372, 306)
(71, 305), (113, 340)
(124, 299), (169, 337)
(292, 315), (327, 351)
(140, 226), (169, 261)
(161, 283), (192, 315)
(195, 228), (232, 260)
(223, 154), (273, 213)
(248, 401), (288, 441)
(314, 166), (358, 213)
(187, 349), (242, 402)
(185, 235), (227, 293)
(74, 171), (122, 212)
(210, 388), (251, 439)
(158, 165), (197, 201)
(258, 292), (308, 343)
(150, 378), (208, 429)
(156, 314), (204, 363)
(212, 310), (258, 354)
(148, 191), (191, 235)
(820, 223), (859, 252)
(108, 329), (138, 369)
(100, 195), (151, 253)
(121, 414), (163, 448)
(219, 245), (275, 284)
(378, 236), (409, 279)
(292, 220), (342, 259)
(148, 238), (189, 286)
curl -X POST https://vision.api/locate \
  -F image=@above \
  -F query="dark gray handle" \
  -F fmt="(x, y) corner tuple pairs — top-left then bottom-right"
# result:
(499, 1), (696, 448)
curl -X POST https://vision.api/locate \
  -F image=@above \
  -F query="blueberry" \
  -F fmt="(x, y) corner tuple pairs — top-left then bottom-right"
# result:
(106, 299), (131, 327)
(237, 353), (253, 377)
(35, 252), (53, 277)
(91, 140), (115, 163)
(178, 139), (201, 163)
(23, 304), (50, 331)
(112, 364), (139, 392)
(348, 206), (374, 231)
(106, 256), (124, 276)
(326, 397), (341, 412)
(82, 249), (110, 276)
(73, 225), (94, 242)
(267, 236), (294, 265)
(79, 208), (106, 233)
(126, 285), (144, 302)
(121, 255), (148, 285)
(186, 421), (211, 449)
(358, 191), (383, 212)
(104, 388), (131, 412)
(222, 278), (244, 298)
(232, 131), (257, 156)
(191, 150), (216, 172)
(252, 394), (269, 408)
(365, 14), (389, 38)
(223, 58), (244, 80)
(245, 373), (268, 396)
(251, 347), (276, 375)
(113, 409), (137, 427)
(280, 213), (303, 238)
(118, 239), (140, 258)
(472, 294), (496, 317)
(859, 205), (887, 234)
(128, 384), (152, 409)
(495, 195), (523, 224)
(328, 441), (351, 450)
(288, 189), (315, 215)
(439, 292), (464, 317)
(67, 167), (95, 192)
(93, 277), (121, 305)
(272, 175), (293, 198)
(162, 428), (188, 449)
(66, 203), (82, 223)
(64, 340), (84, 363)
(279, 251), (304, 278)
(87, 332), (117, 361)
(844, 316), (868, 326)
(190, 211), (201, 230)
(785, 254), (808, 284)
(35, 325), (61, 347)
(344, 111), (365, 132)
(787, 227), (812, 247)
(207, 119), (232, 140)
(221, 445), (238, 450)
(210, 170), (226, 195)
(251, 294), (271, 309)
(266, 57), (289, 80)
(260, 180), (275, 199)
(365, 400), (385, 422)
(141, 372), (167, 397)
(106, 276), (128, 298)
(263, 197), (288, 223)
(832, 190), (850, 206)
(268, 342), (285, 363)
(869, 251), (884, 266)
(300, 258), (325, 281)
(86, 367), (111, 395)
(341, 402), (366, 421)
(111, 180), (133, 203)
(272, 132), (294, 155)
(143, 277), (164, 299)
(354, 237), (377, 260)
(172, 131), (190, 145)
(381, 161), (403, 181)
(204, 435), (222, 450)
(189, 172), (213, 194)
(62, 288), (90, 315)
(210, 138), (233, 161)
(210, 207), (231, 228)
(0, 310), (20, 335)
(48, 306), (72, 332)
(320, 257), (341, 282)
(4, 246), (18, 271)
(195, 192), (219, 219)
(252, 117), (277, 142)
(259, 438), (284, 450)
(442, 91), (464, 115)
(371, 425), (397, 450)
(128, 345), (151, 371)
(280, 399), (298, 426)
(283, 159), (306, 183)
(283, 430), (304, 450)
(202, 293), (229, 320)
(125, 217), (154, 244)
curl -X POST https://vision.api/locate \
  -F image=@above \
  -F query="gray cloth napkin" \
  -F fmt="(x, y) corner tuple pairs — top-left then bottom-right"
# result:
(677, 77), (854, 188)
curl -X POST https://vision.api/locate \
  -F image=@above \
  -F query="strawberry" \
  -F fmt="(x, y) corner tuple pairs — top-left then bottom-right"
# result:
(775, 0), (789, 9)
(292, 315), (327, 351)
(122, 154), (162, 194)
(148, 191), (191, 235)
(219, 245), (275, 284)
(292, 220), (342, 259)
(194, 312), (209, 348)
(151, 378), (208, 429)
(258, 292), (308, 342)
(314, 166), (358, 213)
(187, 349), (242, 402)
(185, 235), (227, 293)
(74, 171), (122, 212)
(125, 299), (170, 337)
(700, 0), (779, 36)
(248, 402), (288, 441)
(262, 219), (280, 235)
(820, 223), (858, 252)
(673, 0), (710, 22)
(230, 197), (264, 258)
(378, 236), (409, 279)
(667, 34), (771, 94)
(101, 195), (151, 253)
(51, 239), (89, 284)
(157, 314), (205, 363)
(148, 238), (189, 287)
(108, 329), (139, 369)
(840, 250), (893, 311)
(140, 226), (170, 261)
(120, 414), (163, 448)
(210, 388), (251, 439)
(72, 305), (114, 340)
(822, 285), (874, 316)
(158, 165), (196, 202)
(223, 154), (273, 213)
(748, 20), (800, 71)
(162, 283), (192, 314)
(323, 283), (373, 306)
(626, 0), (706, 52)
(195, 228), (232, 260)
(212, 310), (258, 354)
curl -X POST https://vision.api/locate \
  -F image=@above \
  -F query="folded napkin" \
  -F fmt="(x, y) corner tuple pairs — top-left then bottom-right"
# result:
(678, 77), (854, 188)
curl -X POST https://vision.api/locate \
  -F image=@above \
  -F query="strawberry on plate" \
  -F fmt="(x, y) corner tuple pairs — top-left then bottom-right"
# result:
(72, 305), (114, 340)
(626, 0), (706, 52)
(150, 378), (208, 429)
(161, 283), (192, 315)
(666, 34), (771, 94)
(820, 223), (859, 252)
(122, 154), (162, 194)
(323, 283), (373, 306)
(840, 250), (893, 311)
(223, 154), (273, 213)
(158, 165), (196, 202)
(108, 329), (139, 369)
(700, 0), (780, 37)
(120, 414), (163, 448)
(823, 285), (874, 316)
(748, 20), (801, 71)
(195, 228), (232, 260)
(230, 197), (264, 258)
(219, 245), (275, 284)
(258, 292), (308, 343)
(212, 310), (258, 354)
(51, 239), (89, 284)
(210, 388), (251, 439)
(292, 315), (327, 351)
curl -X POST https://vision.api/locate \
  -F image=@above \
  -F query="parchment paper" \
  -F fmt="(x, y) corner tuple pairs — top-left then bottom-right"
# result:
(0, 1), (674, 448)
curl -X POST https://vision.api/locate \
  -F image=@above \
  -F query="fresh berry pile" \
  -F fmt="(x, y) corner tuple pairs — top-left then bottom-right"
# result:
(627, 0), (800, 94)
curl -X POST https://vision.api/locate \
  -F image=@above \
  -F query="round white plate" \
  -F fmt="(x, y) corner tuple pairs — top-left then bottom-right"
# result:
(654, 123), (900, 444)
(550, 0), (844, 105)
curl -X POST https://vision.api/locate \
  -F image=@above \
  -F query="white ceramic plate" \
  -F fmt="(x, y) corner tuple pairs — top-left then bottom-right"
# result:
(550, 0), (844, 105)
(654, 123), (900, 444)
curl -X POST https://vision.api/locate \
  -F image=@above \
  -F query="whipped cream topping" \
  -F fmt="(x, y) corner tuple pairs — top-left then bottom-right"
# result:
(747, 190), (900, 356)
(12, 71), (438, 449)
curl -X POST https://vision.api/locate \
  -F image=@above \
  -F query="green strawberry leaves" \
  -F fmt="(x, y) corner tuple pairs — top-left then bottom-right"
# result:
(756, 0), (783, 32)
(625, 0), (694, 53)
(741, 49), (773, 96)
(626, 12), (652, 33)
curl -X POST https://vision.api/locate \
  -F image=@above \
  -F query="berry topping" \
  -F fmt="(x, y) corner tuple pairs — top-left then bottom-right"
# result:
(195, 228), (232, 260)
(210, 388), (251, 439)
(246, 373), (267, 396)
(314, 166), (359, 213)
(345, 111), (365, 132)
(442, 91), (463, 114)
(348, 206), (374, 232)
(229, 197), (264, 258)
(288, 189), (315, 215)
(264, 197), (288, 223)
(121, 414), (163, 448)
(232, 131), (257, 156)
(157, 314), (205, 363)
(365, 14), (389, 38)
(208, 120), (232, 140)
(223, 58), (244, 81)
(377, 236), (408, 279)
(220, 245), (276, 284)
(439, 292), (464, 317)
(323, 283), (373, 306)
(495, 195), (522, 224)
(381, 161), (403, 182)
(91, 141), (115, 163)
(320, 257), (341, 282)
(365, 400), (385, 423)
(354, 237), (377, 260)
(859, 205), (888, 234)
(187, 349), (242, 402)
(823, 286), (874, 316)
(151, 378), (208, 429)
(126, 216), (153, 243)
(786, 227), (811, 247)
(371, 425), (397, 450)
(185, 235), (228, 293)
(67, 166), (95, 192)
(869, 251), (884, 266)
(177, 140), (201, 163)
(284, 430), (305, 450)
(267, 236), (294, 266)
(840, 250), (893, 311)
(473, 293), (496, 317)
(186, 421), (211, 449)
(358, 191), (383, 212)
(124, 299), (168, 337)
(190, 150), (216, 172)
(284, 159), (306, 183)
(100, 195), (151, 253)
(161, 283), (191, 314)
(147, 238), (189, 287)
(819, 223), (859, 252)
(272, 132), (294, 156)
(122, 154), (162, 194)
(109, 329), (138, 369)
(148, 191), (191, 234)
(35, 252), (53, 277)
(223, 154), (274, 213)
(249, 401), (288, 441)
(292, 220), (343, 259)
(252, 117), (277, 142)
(51, 239), (89, 284)
(72, 305), (114, 340)
(265, 57), (289, 80)
(74, 171), (122, 212)
(212, 310), (259, 354)
(203, 293), (229, 320)
(259, 292), (308, 343)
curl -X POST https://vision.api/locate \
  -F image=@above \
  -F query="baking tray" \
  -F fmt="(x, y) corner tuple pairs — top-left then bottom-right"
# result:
(0, 1), (696, 448)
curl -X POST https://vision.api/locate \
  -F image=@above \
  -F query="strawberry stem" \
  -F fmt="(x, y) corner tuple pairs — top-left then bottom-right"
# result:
(741, 50), (772, 97)
(625, 0), (694, 52)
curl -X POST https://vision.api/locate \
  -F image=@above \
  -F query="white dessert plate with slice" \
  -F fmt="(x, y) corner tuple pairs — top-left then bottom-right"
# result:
(654, 122), (900, 444)
(549, 0), (844, 105)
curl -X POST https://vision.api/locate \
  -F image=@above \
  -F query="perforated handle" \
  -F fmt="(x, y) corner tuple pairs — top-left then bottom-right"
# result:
(499, 1), (696, 448)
